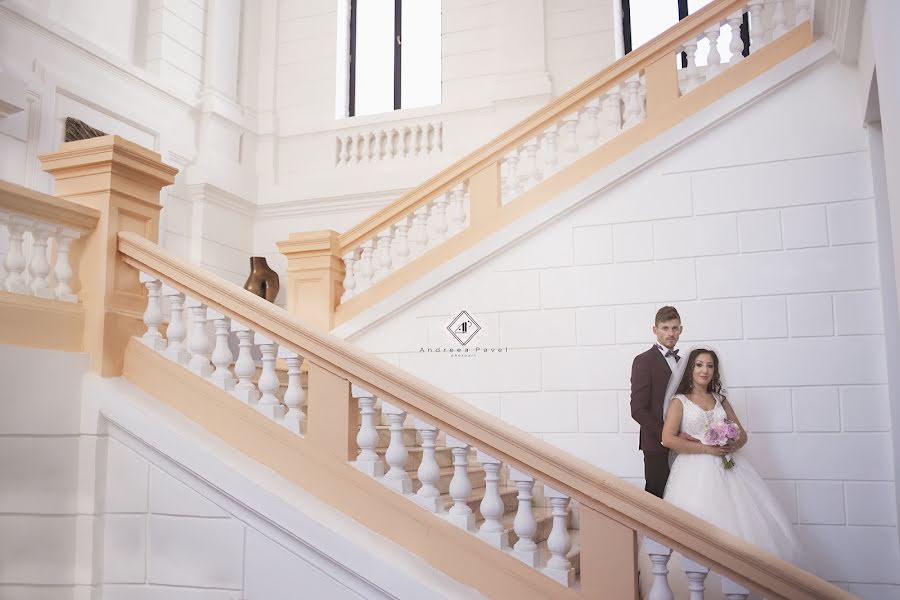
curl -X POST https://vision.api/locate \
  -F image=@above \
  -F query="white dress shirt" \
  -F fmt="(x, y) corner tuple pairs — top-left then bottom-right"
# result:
(656, 343), (679, 373)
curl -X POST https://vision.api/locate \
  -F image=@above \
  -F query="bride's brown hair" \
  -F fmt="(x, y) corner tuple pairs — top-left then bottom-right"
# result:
(676, 348), (726, 399)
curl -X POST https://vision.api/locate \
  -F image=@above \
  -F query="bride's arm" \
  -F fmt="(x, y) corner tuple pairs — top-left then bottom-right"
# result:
(721, 399), (748, 451)
(661, 399), (728, 456)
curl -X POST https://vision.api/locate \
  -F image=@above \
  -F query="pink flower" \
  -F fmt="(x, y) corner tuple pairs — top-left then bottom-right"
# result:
(701, 419), (740, 469)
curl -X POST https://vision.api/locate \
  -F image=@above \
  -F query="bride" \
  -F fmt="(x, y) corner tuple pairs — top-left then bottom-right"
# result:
(661, 347), (800, 563)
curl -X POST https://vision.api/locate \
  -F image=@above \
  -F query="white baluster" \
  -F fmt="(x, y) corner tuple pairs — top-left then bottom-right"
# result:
(381, 402), (412, 493)
(682, 40), (701, 94)
(446, 435), (474, 530)
(605, 86), (622, 134)
(388, 128), (399, 158)
(476, 450), (508, 549)
(414, 418), (443, 511)
(162, 286), (190, 364)
(53, 228), (79, 302)
(409, 207), (429, 257)
(542, 125), (560, 174)
(584, 98), (601, 147)
(561, 114), (580, 161)
(797, 0), (811, 22)
(522, 138), (542, 189)
(185, 298), (213, 377)
(770, 0), (786, 39)
(414, 124), (424, 156)
(375, 129), (386, 160)
(340, 248), (359, 303)
(339, 136), (350, 165)
(4, 216), (29, 294)
(28, 224), (54, 298)
(424, 123), (435, 155)
(427, 196), (449, 246)
(643, 538), (675, 600)
(356, 134), (366, 163)
(434, 122), (443, 151)
(446, 186), (466, 236)
(353, 387), (384, 476)
(254, 333), (284, 420)
(749, 0), (765, 51)
(207, 309), (235, 390)
(623, 75), (642, 129)
(231, 321), (259, 404)
(401, 126), (411, 157)
(722, 577), (750, 600)
(704, 24), (723, 79)
(139, 273), (166, 351)
(509, 468), (539, 567)
(367, 131), (377, 161)
(279, 347), (305, 433)
(728, 12), (745, 65)
(638, 78), (647, 122)
(682, 557), (710, 600)
(502, 151), (520, 202)
(356, 240), (375, 292)
(393, 216), (411, 267)
(373, 228), (393, 283)
(542, 486), (575, 587)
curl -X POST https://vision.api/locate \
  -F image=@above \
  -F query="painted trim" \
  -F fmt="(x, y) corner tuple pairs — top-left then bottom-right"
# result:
(116, 233), (853, 600)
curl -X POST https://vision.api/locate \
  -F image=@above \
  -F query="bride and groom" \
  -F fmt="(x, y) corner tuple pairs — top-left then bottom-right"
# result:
(630, 306), (799, 563)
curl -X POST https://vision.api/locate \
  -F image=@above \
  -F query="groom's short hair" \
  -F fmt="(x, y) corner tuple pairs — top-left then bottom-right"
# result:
(655, 306), (681, 325)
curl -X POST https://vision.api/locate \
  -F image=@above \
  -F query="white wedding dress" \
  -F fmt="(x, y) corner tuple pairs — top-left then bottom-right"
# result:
(663, 394), (800, 563)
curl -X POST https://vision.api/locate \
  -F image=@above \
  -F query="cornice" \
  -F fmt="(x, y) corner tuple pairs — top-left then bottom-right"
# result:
(187, 183), (257, 218)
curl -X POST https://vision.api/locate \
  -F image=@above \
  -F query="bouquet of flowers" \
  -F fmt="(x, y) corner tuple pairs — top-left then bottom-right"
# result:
(703, 419), (740, 469)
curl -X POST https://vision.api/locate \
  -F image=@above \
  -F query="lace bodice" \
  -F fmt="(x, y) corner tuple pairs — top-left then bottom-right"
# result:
(677, 393), (727, 439)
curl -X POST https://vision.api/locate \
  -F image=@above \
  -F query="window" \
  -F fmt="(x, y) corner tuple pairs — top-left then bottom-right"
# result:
(621, 0), (749, 63)
(342, 0), (441, 118)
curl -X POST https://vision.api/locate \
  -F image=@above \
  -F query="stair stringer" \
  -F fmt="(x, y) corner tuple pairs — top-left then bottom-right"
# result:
(331, 38), (834, 342)
(92, 375), (485, 600)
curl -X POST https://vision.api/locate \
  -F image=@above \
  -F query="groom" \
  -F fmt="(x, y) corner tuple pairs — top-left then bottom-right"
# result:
(630, 306), (683, 498)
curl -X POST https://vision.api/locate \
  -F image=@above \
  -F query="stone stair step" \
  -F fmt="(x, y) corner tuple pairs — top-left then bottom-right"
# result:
(536, 530), (581, 574)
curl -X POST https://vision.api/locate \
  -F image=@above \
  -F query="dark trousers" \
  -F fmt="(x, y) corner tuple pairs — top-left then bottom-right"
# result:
(643, 452), (670, 498)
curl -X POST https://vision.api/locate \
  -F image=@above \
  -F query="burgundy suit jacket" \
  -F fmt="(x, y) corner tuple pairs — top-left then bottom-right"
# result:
(630, 346), (675, 454)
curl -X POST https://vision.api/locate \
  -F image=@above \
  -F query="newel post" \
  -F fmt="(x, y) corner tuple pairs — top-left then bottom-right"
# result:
(39, 135), (178, 376)
(579, 505), (639, 599)
(276, 230), (345, 330)
(305, 362), (357, 461)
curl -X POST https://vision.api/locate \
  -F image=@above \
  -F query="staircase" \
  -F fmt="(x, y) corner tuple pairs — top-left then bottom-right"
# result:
(0, 0), (862, 598)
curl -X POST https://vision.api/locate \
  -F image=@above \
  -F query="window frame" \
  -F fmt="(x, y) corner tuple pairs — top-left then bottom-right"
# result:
(348, 0), (403, 118)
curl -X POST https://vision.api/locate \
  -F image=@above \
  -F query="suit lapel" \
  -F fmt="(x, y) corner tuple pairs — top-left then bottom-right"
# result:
(650, 345), (672, 376)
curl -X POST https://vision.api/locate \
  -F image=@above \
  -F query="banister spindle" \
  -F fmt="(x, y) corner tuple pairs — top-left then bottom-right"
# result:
(522, 138), (542, 189)
(682, 557), (710, 600)
(162, 286), (190, 365)
(623, 74), (643, 129)
(749, 0), (765, 52)
(353, 387), (384, 476)
(382, 402), (412, 493)
(139, 273), (166, 351)
(280, 348), (306, 433)
(542, 486), (575, 587)
(542, 125), (560, 174)
(510, 468), (539, 567)
(643, 538), (675, 600)
(605, 86), (622, 135)
(727, 12), (745, 65)
(28, 223), (54, 298)
(356, 240), (375, 292)
(770, 0), (786, 39)
(409, 206), (429, 258)
(502, 151), (521, 202)
(722, 577), (750, 600)
(414, 418), (443, 511)
(53, 228), (79, 302)
(560, 113), (580, 162)
(254, 333), (284, 421)
(427, 196), (449, 246)
(584, 98), (601, 147)
(476, 450), (508, 549)
(208, 309), (236, 390)
(340, 248), (359, 303)
(704, 24), (723, 79)
(446, 435), (474, 530)
(4, 216), (29, 294)
(393, 216), (411, 267)
(231, 321), (259, 404)
(185, 298), (213, 377)
(373, 228), (394, 283)
(447, 185), (467, 236)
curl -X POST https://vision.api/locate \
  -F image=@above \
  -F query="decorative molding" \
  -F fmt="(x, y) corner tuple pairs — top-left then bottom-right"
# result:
(255, 188), (412, 221)
(822, 0), (866, 65)
(336, 121), (443, 166)
(187, 183), (257, 219)
(0, 71), (26, 118)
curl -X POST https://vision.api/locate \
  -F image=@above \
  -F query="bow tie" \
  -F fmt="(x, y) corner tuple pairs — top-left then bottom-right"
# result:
(662, 347), (680, 361)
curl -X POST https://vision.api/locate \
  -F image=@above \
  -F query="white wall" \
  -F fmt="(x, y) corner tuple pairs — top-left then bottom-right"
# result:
(348, 55), (900, 595)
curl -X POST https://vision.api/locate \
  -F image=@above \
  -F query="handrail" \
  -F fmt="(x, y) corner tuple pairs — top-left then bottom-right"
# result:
(0, 180), (100, 231)
(118, 230), (852, 600)
(337, 0), (749, 254)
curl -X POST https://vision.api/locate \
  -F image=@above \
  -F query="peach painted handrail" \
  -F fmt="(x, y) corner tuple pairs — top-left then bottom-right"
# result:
(118, 230), (851, 600)
(0, 179), (100, 231)
(337, 0), (747, 254)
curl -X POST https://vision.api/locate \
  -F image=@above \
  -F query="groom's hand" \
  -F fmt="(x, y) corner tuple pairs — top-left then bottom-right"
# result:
(678, 432), (699, 442)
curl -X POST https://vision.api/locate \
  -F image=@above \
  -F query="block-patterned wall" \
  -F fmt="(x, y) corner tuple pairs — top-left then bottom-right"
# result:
(350, 56), (900, 596)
